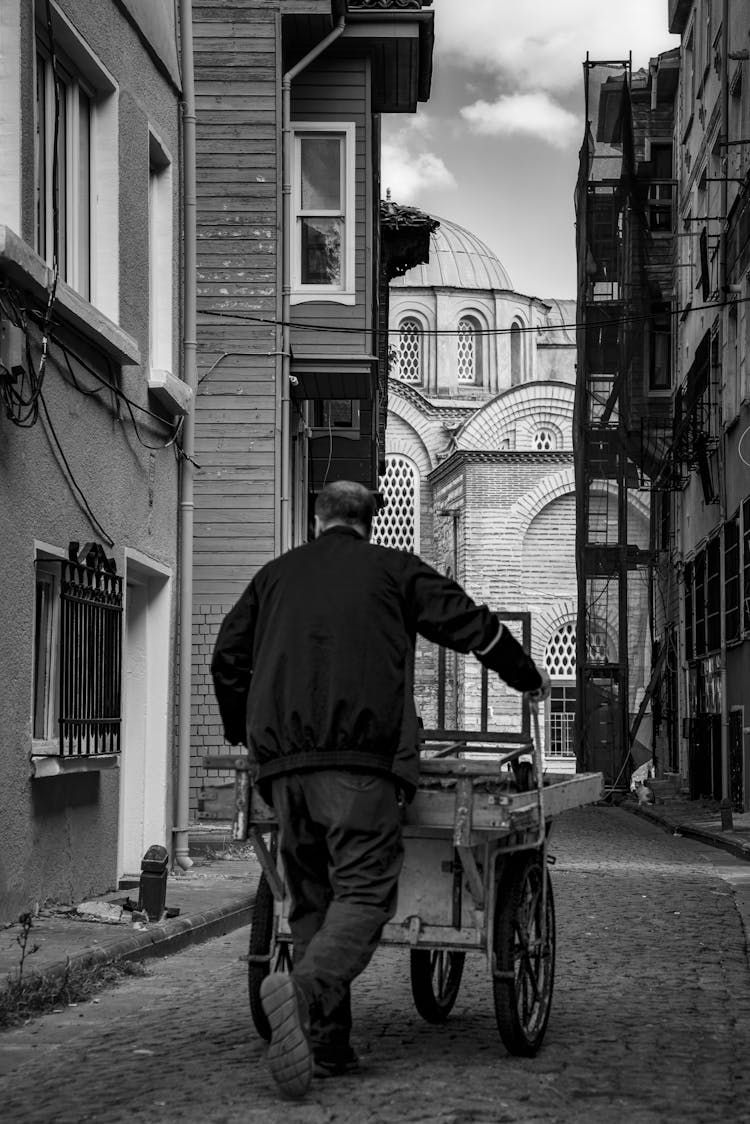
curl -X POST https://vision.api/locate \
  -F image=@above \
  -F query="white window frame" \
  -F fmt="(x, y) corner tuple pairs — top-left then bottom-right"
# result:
(33, 0), (119, 319)
(148, 129), (174, 376)
(290, 121), (356, 306)
(32, 546), (66, 754)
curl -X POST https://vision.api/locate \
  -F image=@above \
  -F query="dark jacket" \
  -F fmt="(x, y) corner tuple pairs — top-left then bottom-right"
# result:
(211, 525), (542, 798)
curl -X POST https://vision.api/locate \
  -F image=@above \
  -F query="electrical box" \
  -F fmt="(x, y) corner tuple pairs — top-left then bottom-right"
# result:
(0, 319), (25, 382)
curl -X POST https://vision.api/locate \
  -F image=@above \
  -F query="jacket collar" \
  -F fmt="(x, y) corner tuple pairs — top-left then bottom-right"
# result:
(318, 524), (367, 541)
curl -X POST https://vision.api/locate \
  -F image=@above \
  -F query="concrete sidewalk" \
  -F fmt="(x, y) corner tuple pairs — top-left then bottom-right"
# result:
(0, 827), (260, 987)
(619, 789), (750, 863)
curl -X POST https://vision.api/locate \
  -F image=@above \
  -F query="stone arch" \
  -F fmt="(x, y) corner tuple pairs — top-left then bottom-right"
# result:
(386, 388), (442, 472)
(456, 382), (575, 451)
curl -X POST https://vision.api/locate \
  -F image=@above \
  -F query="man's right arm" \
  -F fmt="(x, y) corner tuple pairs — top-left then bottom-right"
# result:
(405, 557), (546, 696)
(210, 584), (258, 746)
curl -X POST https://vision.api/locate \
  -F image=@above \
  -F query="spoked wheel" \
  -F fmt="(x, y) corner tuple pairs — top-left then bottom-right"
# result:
(248, 872), (293, 1041)
(410, 948), (466, 1023)
(493, 853), (555, 1056)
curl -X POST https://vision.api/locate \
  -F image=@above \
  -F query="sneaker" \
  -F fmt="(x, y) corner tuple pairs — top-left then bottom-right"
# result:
(313, 1046), (361, 1079)
(259, 973), (312, 1099)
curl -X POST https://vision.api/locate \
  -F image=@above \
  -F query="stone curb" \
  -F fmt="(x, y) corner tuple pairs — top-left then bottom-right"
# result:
(5, 894), (255, 986)
(621, 801), (750, 863)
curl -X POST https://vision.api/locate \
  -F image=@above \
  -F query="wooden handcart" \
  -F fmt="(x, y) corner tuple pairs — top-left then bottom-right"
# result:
(208, 707), (602, 1057)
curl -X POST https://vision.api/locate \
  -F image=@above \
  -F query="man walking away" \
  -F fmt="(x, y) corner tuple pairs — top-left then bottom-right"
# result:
(211, 480), (550, 1099)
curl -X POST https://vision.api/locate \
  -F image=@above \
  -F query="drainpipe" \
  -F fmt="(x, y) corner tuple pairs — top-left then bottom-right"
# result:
(174, 0), (197, 870)
(281, 12), (346, 550)
(719, 0), (729, 800)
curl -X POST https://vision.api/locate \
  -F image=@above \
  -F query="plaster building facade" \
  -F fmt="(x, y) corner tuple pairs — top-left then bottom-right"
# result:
(374, 217), (582, 770)
(0, 0), (185, 920)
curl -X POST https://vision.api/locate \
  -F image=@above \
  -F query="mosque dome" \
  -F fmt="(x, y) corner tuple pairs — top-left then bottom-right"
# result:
(390, 216), (513, 291)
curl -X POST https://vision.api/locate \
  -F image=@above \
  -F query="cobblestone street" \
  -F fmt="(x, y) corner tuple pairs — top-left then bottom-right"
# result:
(2, 805), (749, 1124)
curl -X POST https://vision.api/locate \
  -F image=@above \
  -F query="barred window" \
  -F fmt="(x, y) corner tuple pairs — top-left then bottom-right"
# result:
(371, 455), (418, 552)
(398, 318), (422, 383)
(33, 546), (123, 756)
(457, 317), (479, 383)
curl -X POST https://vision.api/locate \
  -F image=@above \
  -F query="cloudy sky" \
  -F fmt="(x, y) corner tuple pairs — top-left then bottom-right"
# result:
(382, 1), (680, 299)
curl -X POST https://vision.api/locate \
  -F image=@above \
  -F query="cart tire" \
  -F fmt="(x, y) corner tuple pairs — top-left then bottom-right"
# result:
(493, 854), (555, 1056)
(248, 873), (292, 1041)
(410, 949), (466, 1023)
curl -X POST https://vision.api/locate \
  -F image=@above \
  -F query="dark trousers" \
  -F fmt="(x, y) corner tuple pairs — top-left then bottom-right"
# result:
(270, 769), (404, 1050)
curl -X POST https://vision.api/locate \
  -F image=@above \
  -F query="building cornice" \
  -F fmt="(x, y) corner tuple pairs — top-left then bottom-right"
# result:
(428, 448), (574, 484)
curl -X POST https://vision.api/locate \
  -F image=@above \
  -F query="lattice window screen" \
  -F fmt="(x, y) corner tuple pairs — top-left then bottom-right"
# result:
(457, 318), (476, 382)
(545, 621), (611, 675)
(372, 456), (418, 552)
(398, 319), (422, 383)
(534, 428), (555, 450)
(545, 623), (577, 676)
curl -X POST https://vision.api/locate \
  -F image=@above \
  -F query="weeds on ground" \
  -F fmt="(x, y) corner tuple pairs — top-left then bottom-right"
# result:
(1, 913), (148, 1029)
(1, 958), (148, 1029)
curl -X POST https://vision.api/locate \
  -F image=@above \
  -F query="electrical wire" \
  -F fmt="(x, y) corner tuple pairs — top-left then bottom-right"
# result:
(38, 389), (114, 546)
(197, 292), (750, 338)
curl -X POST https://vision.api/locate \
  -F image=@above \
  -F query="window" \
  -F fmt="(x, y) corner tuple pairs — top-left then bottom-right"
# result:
(694, 549), (706, 657)
(32, 547), (123, 756)
(706, 536), (721, 652)
(397, 318), (423, 383)
(533, 429), (555, 451)
(457, 316), (481, 384)
(311, 398), (360, 438)
(647, 143), (674, 232)
(510, 322), (522, 385)
(35, 46), (92, 297)
(33, 3), (118, 317)
(725, 515), (740, 644)
(33, 561), (60, 742)
(649, 302), (672, 390)
(684, 558), (694, 660)
(548, 685), (577, 757)
(371, 455), (418, 552)
(291, 122), (355, 304)
(744, 498), (750, 634)
(149, 131), (173, 374)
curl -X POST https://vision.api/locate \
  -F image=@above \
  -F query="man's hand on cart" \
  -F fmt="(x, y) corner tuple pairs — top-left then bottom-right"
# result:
(526, 668), (552, 708)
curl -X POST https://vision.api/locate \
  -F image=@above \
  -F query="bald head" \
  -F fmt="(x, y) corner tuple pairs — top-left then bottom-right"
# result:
(314, 480), (377, 539)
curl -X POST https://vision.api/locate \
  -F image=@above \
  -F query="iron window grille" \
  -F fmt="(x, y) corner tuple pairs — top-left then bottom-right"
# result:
(58, 544), (122, 756)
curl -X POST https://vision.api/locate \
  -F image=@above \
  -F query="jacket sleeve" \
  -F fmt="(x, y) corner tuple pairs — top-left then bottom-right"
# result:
(210, 582), (258, 746)
(405, 556), (542, 693)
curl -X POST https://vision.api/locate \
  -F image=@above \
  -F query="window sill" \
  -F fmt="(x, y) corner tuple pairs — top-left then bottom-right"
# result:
(31, 754), (120, 779)
(0, 225), (140, 367)
(291, 290), (356, 307)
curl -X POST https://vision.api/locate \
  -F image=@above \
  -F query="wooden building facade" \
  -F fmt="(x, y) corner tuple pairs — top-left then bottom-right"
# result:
(193, 0), (435, 805)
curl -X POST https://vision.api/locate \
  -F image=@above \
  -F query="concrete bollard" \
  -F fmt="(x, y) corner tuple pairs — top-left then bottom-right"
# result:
(720, 797), (734, 832)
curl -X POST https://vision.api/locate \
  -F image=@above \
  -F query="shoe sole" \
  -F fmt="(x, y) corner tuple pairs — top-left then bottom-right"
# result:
(260, 974), (312, 1099)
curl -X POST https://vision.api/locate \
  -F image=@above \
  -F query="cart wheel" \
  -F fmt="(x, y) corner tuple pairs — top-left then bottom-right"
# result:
(410, 949), (466, 1023)
(248, 873), (292, 1041)
(493, 854), (555, 1056)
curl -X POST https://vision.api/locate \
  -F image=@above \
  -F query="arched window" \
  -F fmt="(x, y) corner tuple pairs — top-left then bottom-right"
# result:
(510, 321), (522, 386)
(544, 623), (577, 758)
(457, 316), (480, 383)
(397, 318), (423, 383)
(371, 455), (419, 552)
(533, 428), (556, 451)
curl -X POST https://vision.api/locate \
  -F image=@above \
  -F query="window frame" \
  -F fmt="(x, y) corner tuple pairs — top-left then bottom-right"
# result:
(148, 129), (174, 376)
(33, 556), (61, 751)
(396, 315), (424, 384)
(290, 121), (356, 306)
(32, 0), (119, 319)
(456, 314), (482, 386)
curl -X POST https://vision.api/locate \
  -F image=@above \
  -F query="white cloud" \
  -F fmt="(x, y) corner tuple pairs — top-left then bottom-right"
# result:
(381, 120), (457, 202)
(460, 92), (581, 149)
(434, 0), (678, 93)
